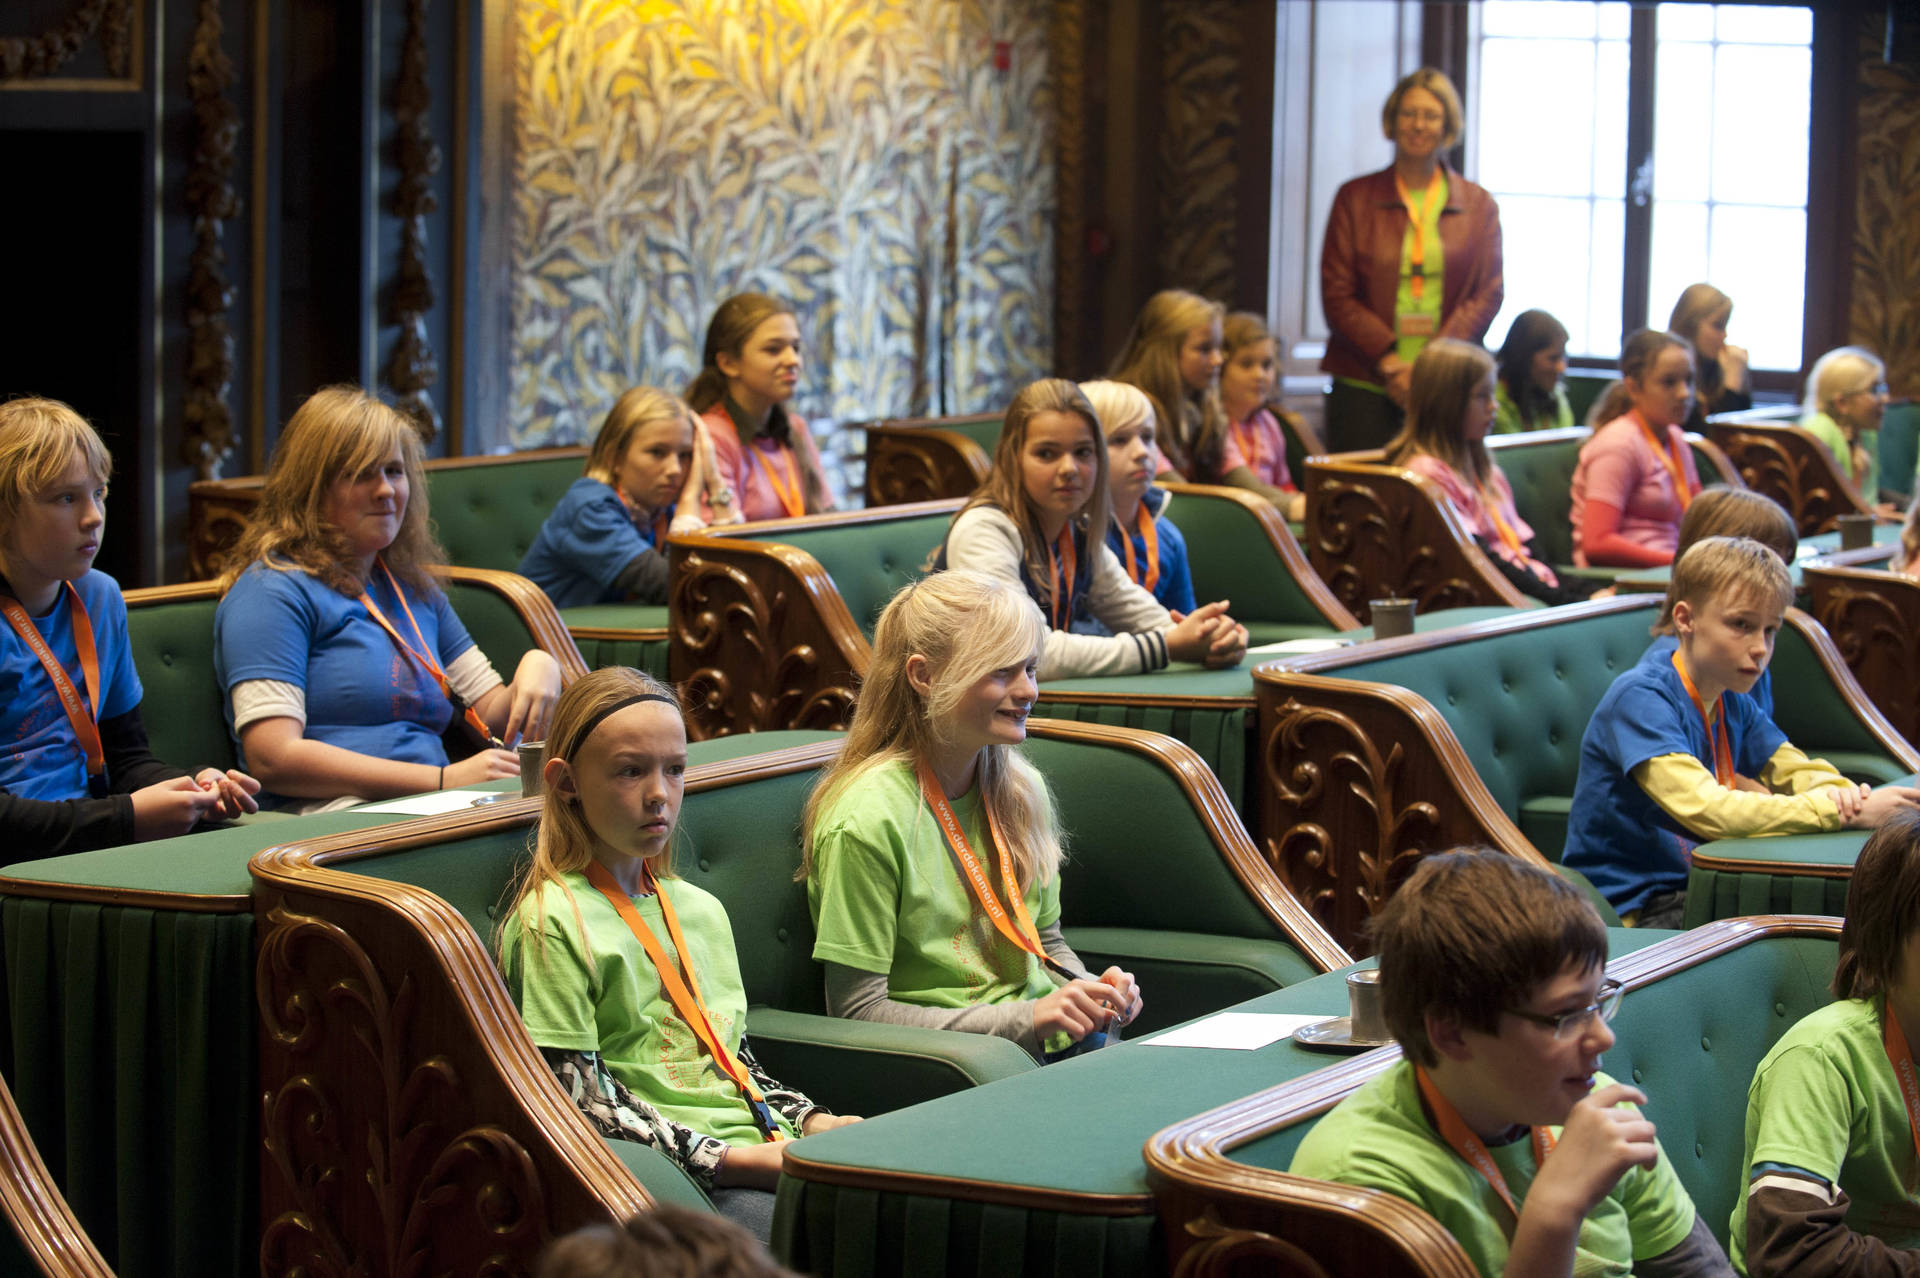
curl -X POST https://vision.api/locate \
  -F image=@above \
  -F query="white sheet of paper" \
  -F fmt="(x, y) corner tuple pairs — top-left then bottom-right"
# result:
(1141, 1012), (1332, 1050)
(356, 790), (498, 816)
(1244, 638), (1351, 657)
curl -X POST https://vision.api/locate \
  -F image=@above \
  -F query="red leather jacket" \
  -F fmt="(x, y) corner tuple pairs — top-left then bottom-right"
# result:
(1319, 164), (1504, 385)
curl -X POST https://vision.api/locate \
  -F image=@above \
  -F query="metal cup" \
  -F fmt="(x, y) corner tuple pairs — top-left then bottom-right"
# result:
(1347, 969), (1389, 1043)
(519, 740), (547, 799)
(1838, 513), (1875, 551)
(1369, 598), (1417, 640)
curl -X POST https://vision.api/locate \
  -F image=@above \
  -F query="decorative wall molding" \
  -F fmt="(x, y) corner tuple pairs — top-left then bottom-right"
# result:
(1157, 2), (1239, 301)
(182, 0), (240, 482)
(1050, 0), (1087, 377)
(0, 0), (134, 84)
(386, 0), (441, 442)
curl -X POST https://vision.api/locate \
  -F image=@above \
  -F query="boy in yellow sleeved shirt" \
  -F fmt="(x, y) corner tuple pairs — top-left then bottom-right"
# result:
(1564, 536), (1920, 928)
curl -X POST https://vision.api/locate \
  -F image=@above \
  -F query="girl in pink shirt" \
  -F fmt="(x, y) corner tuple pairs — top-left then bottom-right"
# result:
(685, 293), (836, 523)
(1385, 339), (1587, 605)
(1569, 330), (1702, 568)
(1216, 313), (1307, 521)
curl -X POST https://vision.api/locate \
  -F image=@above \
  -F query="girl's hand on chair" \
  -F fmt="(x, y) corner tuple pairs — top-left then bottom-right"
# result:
(802, 1112), (863, 1135)
(1034, 979), (1127, 1041)
(1097, 967), (1143, 1026)
(713, 1140), (786, 1189)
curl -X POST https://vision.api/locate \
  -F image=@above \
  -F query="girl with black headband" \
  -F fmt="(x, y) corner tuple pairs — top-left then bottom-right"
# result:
(496, 667), (858, 1240)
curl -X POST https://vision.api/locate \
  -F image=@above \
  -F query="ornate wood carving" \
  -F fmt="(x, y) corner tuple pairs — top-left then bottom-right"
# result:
(183, 0), (240, 481)
(1303, 460), (1525, 625)
(186, 477), (263, 578)
(1708, 422), (1871, 535)
(257, 903), (553, 1275)
(385, 0), (441, 442)
(669, 543), (862, 740)
(0, 0), (132, 81)
(1173, 1209), (1334, 1278)
(1806, 562), (1920, 746)
(1050, 0), (1088, 379)
(862, 425), (990, 505)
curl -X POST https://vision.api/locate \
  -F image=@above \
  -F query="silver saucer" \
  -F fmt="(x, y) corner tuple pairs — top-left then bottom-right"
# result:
(1292, 1015), (1393, 1053)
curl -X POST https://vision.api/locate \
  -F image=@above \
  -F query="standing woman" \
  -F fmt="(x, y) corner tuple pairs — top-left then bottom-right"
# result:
(214, 386), (563, 810)
(1319, 67), (1503, 453)
(1668, 283), (1750, 430)
(1493, 309), (1575, 435)
(685, 293), (836, 523)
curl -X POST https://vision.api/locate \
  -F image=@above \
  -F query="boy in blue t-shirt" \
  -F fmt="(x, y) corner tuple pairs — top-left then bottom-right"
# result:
(1564, 536), (1920, 927)
(1290, 851), (1727, 1277)
(0, 398), (258, 857)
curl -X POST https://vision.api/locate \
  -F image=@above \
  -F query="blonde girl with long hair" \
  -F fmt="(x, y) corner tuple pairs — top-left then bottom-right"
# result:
(213, 386), (562, 809)
(498, 668), (857, 1241)
(1801, 346), (1894, 512)
(801, 571), (1143, 1062)
(519, 386), (716, 608)
(685, 293), (835, 522)
(934, 378), (1246, 679)
(1109, 289), (1228, 481)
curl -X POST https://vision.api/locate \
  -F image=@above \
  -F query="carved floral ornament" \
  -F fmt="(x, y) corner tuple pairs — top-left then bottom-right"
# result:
(0, 0), (134, 83)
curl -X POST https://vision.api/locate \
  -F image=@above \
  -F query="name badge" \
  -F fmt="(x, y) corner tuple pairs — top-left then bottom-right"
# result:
(1396, 311), (1437, 338)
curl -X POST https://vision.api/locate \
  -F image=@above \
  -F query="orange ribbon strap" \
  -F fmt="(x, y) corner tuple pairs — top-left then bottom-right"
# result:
(1, 583), (106, 796)
(1883, 1004), (1920, 1168)
(1633, 412), (1696, 511)
(1117, 504), (1161, 594)
(1481, 485), (1525, 557)
(357, 559), (498, 748)
(584, 860), (778, 1140)
(914, 757), (1087, 984)
(1046, 525), (1078, 631)
(1670, 650), (1734, 787)
(1415, 1064), (1556, 1225)
(1395, 172), (1444, 305)
(748, 442), (807, 519)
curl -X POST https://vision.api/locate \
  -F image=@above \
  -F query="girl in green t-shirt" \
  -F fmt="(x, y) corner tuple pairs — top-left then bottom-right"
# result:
(800, 569), (1144, 1062)
(497, 667), (858, 1239)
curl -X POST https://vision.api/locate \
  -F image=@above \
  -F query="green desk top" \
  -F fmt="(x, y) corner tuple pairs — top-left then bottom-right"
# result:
(785, 929), (1669, 1201)
(1692, 774), (1917, 869)
(1040, 606), (1519, 699)
(1616, 526), (1900, 592)
(0, 730), (843, 899)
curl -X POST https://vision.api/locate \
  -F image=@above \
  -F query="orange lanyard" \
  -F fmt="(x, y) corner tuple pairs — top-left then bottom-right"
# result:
(1232, 418), (1260, 470)
(1633, 412), (1695, 511)
(1670, 650), (1734, 786)
(1, 583), (106, 796)
(748, 441), (806, 519)
(357, 559), (497, 747)
(1480, 484), (1525, 556)
(1416, 1065), (1556, 1225)
(613, 487), (670, 548)
(915, 757), (1085, 983)
(1395, 172), (1444, 304)
(1046, 525), (1078, 631)
(584, 861), (777, 1139)
(1117, 504), (1161, 593)
(1883, 1004), (1920, 1168)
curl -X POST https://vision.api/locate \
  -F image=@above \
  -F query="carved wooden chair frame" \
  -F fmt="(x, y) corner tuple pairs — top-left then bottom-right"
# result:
(1144, 916), (1840, 1278)
(249, 723), (1347, 1272)
(1707, 416), (1872, 535)
(1803, 544), (1920, 745)
(667, 499), (962, 739)
(1250, 597), (1907, 954)
(860, 414), (997, 506)
(0, 1069), (113, 1276)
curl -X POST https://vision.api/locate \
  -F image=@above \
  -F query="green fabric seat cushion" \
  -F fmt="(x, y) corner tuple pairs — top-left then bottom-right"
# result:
(443, 577), (558, 684)
(774, 513), (953, 638)
(1519, 794), (1574, 862)
(744, 1008), (1034, 1117)
(605, 1135), (714, 1212)
(125, 593), (236, 773)
(560, 603), (671, 678)
(429, 455), (587, 571)
(1821, 751), (1912, 786)
(1063, 926), (1320, 1037)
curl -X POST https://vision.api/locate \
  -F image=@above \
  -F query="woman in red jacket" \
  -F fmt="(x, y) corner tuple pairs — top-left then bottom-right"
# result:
(1319, 67), (1504, 454)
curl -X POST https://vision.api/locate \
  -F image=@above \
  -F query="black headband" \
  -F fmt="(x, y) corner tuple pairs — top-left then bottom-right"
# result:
(564, 693), (678, 758)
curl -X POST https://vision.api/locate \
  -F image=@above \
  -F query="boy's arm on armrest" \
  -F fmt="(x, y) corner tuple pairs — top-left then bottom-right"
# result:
(1636, 1214), (1734, 1278)
(1633, 754), (1843, 842)
(1758, 743), (1854, 796)
(1745, 1171), (1920, 1277)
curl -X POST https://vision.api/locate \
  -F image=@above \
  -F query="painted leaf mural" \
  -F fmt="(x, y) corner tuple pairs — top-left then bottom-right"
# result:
(509, 0), (1056, 497)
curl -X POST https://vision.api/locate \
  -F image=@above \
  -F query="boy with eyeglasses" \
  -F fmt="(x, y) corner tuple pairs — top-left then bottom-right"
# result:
(1290, 850), (1732, 1277)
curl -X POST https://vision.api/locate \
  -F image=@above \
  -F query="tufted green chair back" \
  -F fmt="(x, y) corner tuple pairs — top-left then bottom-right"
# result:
(124, 586), (237, 773)
(427, 453), (587, 572)
(1878, 402), (1919, 504)
(1173, 489), (1348, 631)
(772, 511), (954, 638)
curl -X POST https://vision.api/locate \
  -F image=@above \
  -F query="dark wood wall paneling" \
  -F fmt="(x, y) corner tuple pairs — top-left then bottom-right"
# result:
(0, 0), (472, 584)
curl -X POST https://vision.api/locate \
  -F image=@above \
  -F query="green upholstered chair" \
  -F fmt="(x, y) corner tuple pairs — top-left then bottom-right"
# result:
(861, 412), (1000, 505)
(1878, 402), (1918, 504)
(1253, 596), (1915, 952)
(248, 721), (1345, 1271)
(122, 568), (589, 777)
(1564, 368), (1612, 425)
(1161, 482), (1357, 645)
(1146, 916), (1842, 1278)
(1707, 411), (1875, 535)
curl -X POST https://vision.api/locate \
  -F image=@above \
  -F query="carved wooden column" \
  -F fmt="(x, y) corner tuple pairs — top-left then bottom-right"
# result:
(386, 0), (442, 442)
(183, 0), (240, 481)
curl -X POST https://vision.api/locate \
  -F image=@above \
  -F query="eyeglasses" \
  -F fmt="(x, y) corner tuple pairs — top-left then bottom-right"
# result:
(1507, 977), (1623, 1040)
(1846, 382), (1891, 399)
(1397, 108), (1445, 125)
